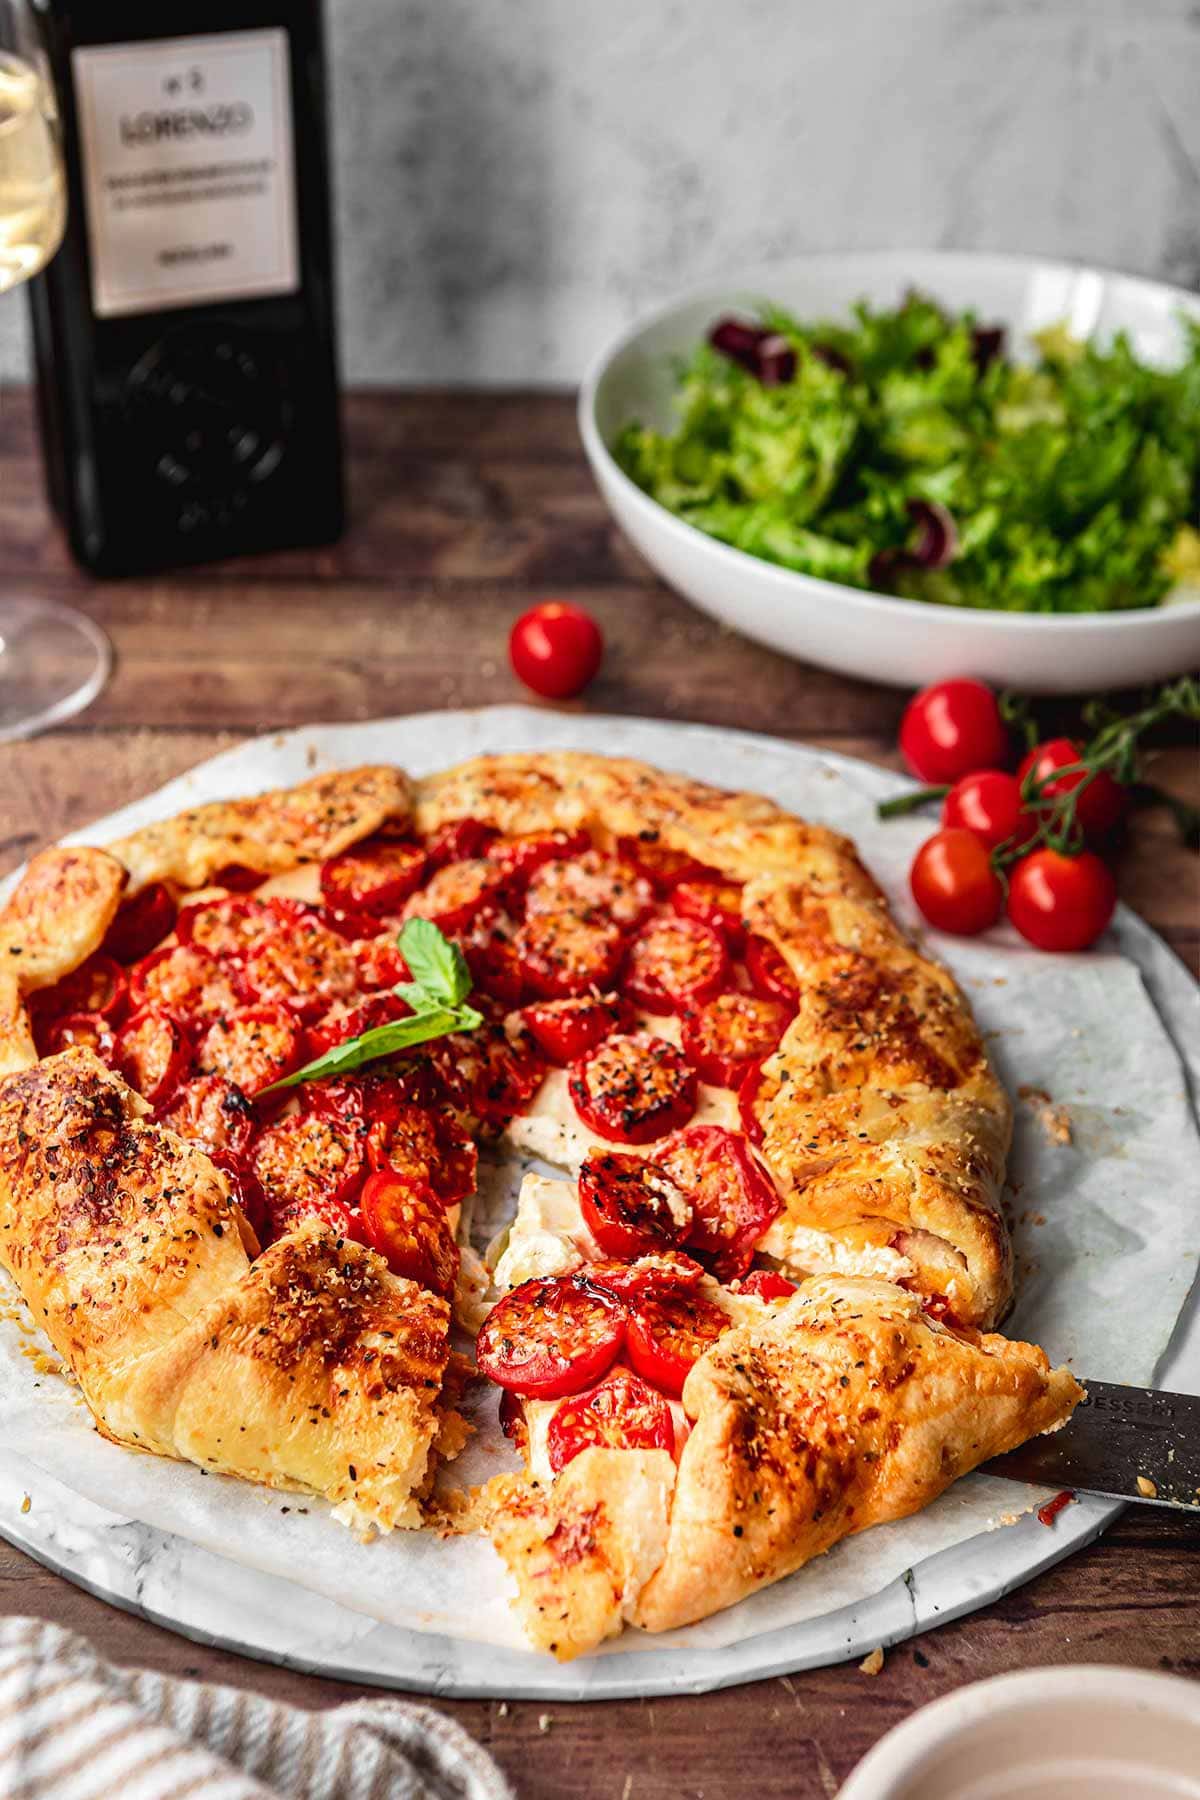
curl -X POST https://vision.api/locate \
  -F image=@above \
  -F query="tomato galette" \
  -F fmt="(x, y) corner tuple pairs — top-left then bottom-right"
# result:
(0, 754), (1081, 1658)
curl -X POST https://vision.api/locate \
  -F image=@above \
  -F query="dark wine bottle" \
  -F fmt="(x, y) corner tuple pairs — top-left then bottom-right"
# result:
(26, 1), (343, 576)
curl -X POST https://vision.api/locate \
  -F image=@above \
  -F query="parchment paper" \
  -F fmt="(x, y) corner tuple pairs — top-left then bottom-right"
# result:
(2, 709), (1197, 1659)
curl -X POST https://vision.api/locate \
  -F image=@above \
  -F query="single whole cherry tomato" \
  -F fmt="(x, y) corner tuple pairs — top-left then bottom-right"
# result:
(521, 992), (634, 1065)
(475, 1273), (625, 1398)
(546, 1370), (674, 1473)
(621, 915), (731, 1015)
(680, 991), (791, 1088)
(942, 769), (1035, 853)
(657, 1124), (781, 1280)
(1017, 738), (1126, 840)
(568, 1032), (698, 1144)
(358, 1168), (460, 1296)
(899, 679), (1008, 784)
(509, 601), (603, 700)
(624, 1288), (732, 1397)
(1006, 848), (1116, 953)
(577, 1149), (692, 1259)
(909, 828), (1004, 936)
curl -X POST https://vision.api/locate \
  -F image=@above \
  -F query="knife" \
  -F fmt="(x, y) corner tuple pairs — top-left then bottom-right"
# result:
(981, 1380), (1200, 1512)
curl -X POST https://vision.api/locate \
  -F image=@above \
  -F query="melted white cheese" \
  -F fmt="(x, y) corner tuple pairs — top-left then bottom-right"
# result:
(758, 1219), (912, 1284)
(492, 1173), (595, 1291)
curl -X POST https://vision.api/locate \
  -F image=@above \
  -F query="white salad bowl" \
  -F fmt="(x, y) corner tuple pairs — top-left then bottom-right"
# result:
(579, 250), (1200, 693)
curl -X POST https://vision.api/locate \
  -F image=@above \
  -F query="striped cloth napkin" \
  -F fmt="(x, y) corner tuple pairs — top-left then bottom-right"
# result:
(0, 1619), (514, 1800)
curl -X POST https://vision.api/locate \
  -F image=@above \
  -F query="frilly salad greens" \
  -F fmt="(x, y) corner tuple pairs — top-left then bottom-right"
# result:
(613, 293), (1200, 613)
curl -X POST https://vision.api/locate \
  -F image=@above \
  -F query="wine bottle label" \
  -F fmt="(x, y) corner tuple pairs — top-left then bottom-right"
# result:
(71, 29), (299, 319)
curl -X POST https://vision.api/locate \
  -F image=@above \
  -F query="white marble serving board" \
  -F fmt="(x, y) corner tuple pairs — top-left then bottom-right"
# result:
(1, 709), (1197, 1700)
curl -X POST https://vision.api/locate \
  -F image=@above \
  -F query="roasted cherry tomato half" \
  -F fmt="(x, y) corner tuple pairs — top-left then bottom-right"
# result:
(621, 915), (730, 1016)
(158, 1073), (256, 1158)
(31, 952), (127, 1026)
(744, 935), (800, 1004)
(130, 943), (243, 1022)
(39, 1010), (117, 1062)
(546, 1370), (674, 1473)
(320, 835), (428, 915)
(261, 1193), (366, 1248)
(196, 1003), (304, 1097)
(568, 1032), (698, 1145)
(475, 1272), (625, 1399)
(736, 1061), (766, 1145)
(899, 679), (1008, 784)
(463, 928), (527, 1006)
(615, 834), (716, 894)
(942, 769), (1035, 853)
(359, 1168), (460, 1297)
(250, 1108), (366, 1215)
(657, 1124), (781, 1281)
(671, 878), (746, 950)
(362, 1095), (478, 1205)
(429, 1014), (546, 1127)
(305, 992), (411, 1060)
(728, 1268), (797, 1301)
(353, 931), (410, 991)
(206, 1148), (268, 1243)
(521, 991), (634, 1066)
(624, 1288), (731, 1397)
(102, 883), (176, 964)
(680, 991), (791, 1088)
(577, 1148), (692, 1259)
(1006, 848), (1116, 953)
(910, 828), (1004, 936)
(240, 917), (360, 1022)
(509, 601), (603, 701)
(583, 1251), (706, 1303)
(486, 828), (591, 884)
(176, 894), (308, 961)
(403, 857), (507, 935)
(525, 851), (654, 929)
(113, 1006), (191, 1106)
(422, 817), (498, 870)
(1017, 738), (1126, 841)
(515, 907), (626, 999)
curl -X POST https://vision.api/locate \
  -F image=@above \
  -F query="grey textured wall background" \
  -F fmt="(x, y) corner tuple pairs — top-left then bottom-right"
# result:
(2, 0), (1198, 383)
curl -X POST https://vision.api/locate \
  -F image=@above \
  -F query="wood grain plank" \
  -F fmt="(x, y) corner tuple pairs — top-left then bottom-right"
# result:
(0, 385), (1197, 1791)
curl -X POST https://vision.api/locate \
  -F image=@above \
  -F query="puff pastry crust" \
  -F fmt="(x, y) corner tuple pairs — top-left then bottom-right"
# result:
(0, 747), (1083, 1657)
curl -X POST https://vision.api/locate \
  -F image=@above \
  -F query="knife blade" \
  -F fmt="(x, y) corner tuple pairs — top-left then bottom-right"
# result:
(981, 1380), (1200, 1512)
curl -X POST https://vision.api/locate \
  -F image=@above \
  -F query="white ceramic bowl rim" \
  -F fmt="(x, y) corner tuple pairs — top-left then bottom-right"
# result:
(578, 247), (1200, 637)
(837, 1663), (1200, 1799)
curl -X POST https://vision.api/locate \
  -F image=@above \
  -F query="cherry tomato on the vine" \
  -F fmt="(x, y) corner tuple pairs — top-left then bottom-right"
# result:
(899, 679), (1008, 785)
(509, 602), (603, 700)
(1017, 738), (1126, 841)
(942, 769), (1035, 854)
(909, 828), (1004, 936)
(1006, 849), (1116, 953)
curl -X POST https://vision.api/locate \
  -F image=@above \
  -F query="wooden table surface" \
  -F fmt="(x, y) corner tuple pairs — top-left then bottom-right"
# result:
(1, 389), (1197, 1798)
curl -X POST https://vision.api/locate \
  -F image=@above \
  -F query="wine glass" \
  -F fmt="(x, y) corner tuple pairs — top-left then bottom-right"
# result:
(0, 0), (110, 741)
